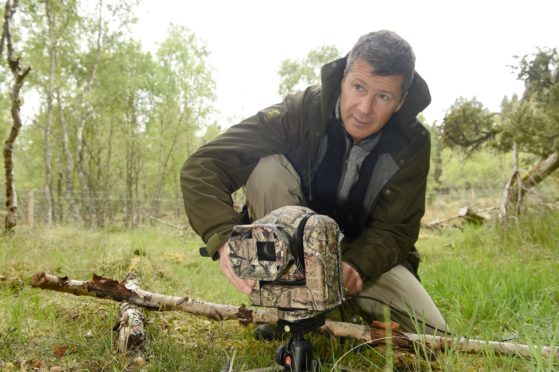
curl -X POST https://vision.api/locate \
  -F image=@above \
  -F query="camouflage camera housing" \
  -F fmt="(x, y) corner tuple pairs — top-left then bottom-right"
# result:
(228, 206), (344, 320)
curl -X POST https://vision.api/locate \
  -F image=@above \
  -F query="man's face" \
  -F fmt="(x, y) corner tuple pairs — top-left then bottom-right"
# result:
(340, 59), (406, 143)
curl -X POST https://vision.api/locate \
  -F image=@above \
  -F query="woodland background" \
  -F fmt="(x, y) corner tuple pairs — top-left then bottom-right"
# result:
(0, 0), (558, 370)
(0, 0), (557, 229)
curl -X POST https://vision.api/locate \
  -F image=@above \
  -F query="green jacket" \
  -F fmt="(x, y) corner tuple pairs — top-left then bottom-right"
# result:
(181, 57), (431, 281)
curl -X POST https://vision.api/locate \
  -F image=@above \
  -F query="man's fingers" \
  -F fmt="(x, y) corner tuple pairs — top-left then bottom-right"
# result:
(218, 243), (255, 294)
(221, 262), (252, 293)
(341, 261), (363, 295)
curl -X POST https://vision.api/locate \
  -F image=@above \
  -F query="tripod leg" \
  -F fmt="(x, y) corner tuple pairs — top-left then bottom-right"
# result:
(275, 336), (317, 372)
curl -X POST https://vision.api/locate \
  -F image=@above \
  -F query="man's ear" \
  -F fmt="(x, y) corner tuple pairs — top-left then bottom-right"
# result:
(395, 91), (408, 112)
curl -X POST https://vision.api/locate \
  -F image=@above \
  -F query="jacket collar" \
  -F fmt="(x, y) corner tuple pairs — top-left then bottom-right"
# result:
(319, 56), (431, 136)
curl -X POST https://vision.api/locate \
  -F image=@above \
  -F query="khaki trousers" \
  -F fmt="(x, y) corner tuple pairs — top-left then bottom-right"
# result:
(245, 154), (448, 335)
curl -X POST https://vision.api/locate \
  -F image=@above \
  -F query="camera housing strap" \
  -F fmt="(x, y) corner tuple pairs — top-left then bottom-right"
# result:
(288, 211), (315, 275)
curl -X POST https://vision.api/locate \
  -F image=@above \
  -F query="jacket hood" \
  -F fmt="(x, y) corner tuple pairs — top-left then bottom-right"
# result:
(320, 56), (431, 126)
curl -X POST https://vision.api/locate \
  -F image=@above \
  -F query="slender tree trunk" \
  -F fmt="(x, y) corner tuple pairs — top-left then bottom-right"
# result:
(94, 146), (105, 228)
(514, 144), (523, 216)
(500, 148), (559, 219)
(151, 108), (186, 217)
(41, 0), (57, 226)
(57, 90), (81, 224)
(43, 104), (54, 225)
(101, 121), (114, 226)
(125, 133), (133, 229)
(2, 0), (31, 233)
(499, 142), (521, 220)
(56, 173), (63, 223)
(125, 95), (140, 228)
(433, 151), (443, 190)
(74, 113), (92, 226)
(27, 189), (34, 227)
(74, 0), (103, 227)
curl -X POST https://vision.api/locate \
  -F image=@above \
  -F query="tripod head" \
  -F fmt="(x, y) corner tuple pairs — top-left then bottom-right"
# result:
(274, 314), (326, 372)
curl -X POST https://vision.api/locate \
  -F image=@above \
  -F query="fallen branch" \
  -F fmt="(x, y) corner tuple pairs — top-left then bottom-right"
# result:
(424, 206), (486, 230)
(31, 272), (558, 361)
(114, 271), (146, 356)
(30, 272), (277, 325)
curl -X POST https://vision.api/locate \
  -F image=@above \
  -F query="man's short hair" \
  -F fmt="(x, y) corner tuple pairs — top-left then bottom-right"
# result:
(345, 30), (416, 94)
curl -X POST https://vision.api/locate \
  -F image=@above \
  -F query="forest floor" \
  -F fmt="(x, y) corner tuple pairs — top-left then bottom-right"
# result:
(0, 209), (558, 371)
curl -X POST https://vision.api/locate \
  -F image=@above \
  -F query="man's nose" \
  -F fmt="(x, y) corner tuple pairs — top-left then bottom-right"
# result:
(357, 96), (373, 115)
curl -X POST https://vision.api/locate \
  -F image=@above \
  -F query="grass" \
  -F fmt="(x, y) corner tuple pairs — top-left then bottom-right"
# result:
(1, 211), (558, 371)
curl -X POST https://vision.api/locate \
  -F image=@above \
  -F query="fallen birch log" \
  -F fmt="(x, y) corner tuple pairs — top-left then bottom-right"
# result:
(31, 272), (558, 361)
(114, 271), (146, 355)
(30, 272), (277, 325)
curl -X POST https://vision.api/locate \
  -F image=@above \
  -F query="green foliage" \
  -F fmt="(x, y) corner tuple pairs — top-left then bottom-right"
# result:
(426, 119), (514, 214)
(499, 48), (559, 156)
(441, 97), (497, 152)
(2, 0), (216, 227)
(278, 44), (341, 96)
(438, 49), (559, 216)
(441, 48), (559, 158)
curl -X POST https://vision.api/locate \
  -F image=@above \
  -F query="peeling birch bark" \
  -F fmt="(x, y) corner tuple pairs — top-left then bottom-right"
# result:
(114, 271), (146, 355)
(31, 272), (558, 361)
(30, 272), (277, 324)
(2, 0), (31, 232)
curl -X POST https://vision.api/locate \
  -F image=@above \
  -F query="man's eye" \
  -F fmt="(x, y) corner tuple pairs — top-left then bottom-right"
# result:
(354, 84), (364, 92)
(379, 94), (391, 102)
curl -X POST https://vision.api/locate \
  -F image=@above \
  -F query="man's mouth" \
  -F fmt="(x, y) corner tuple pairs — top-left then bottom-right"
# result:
(352, 115), (370, 127)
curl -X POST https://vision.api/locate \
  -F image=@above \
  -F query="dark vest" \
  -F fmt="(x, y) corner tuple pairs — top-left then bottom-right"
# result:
(309, 116), (392, 238)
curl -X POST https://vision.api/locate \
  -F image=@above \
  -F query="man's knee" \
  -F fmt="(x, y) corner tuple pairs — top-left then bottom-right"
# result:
(355, 265), (448, 335)
(244, 154), (306, 220)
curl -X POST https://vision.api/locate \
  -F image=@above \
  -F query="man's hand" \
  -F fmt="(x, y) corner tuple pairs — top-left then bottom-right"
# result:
(341, 261), (363, 296)
(217, 243), (256, 294)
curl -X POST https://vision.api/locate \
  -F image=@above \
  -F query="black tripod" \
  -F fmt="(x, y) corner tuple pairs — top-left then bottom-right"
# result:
(274, 314), (325, 372)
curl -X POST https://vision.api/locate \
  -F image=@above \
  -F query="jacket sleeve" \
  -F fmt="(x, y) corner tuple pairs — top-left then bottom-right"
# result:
(180, 91), (309, 258)
(341, 131), (430, 281)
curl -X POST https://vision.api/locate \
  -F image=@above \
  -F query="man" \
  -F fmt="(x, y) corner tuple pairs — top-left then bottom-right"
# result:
(181, 30), (447, 335)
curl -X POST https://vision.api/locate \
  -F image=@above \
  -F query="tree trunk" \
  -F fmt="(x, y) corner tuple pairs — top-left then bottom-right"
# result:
(57, 90), (81, 224)
(150, 109), (186, 218)
(2, 0), (31, 233)
(518, 151), (559, 193)
(27, 189), (34, 227)
(74, 0), (103, 227)
(499, 142), (521, 220)
(101, 121), (114, 227)
(93, 147), (106, 228)
(42, 0), (57, 226)
(125, 95), (139, 228)
(432, 124), (443, 191)
(501, 149), (559, 219)
(74, 112), (92, 226)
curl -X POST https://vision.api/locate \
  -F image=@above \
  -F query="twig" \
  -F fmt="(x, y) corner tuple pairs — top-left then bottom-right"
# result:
(147, 215), (187, 230)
